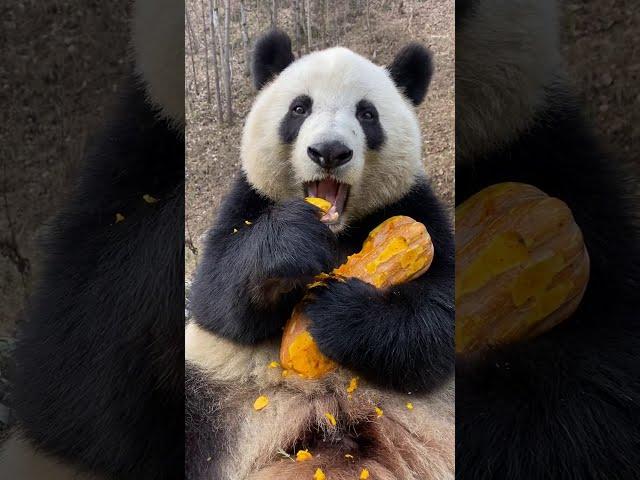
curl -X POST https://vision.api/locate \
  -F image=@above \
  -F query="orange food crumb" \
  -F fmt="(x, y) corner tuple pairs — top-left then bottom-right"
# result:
(142, 194), (158, 203)
(313, 468), (326, 480)
(406, 402), (414, 410)
(324, 412), (337, 427)
(268, 361), (281, 369)
(253, 395), (269, 411)
(296, 449), (313, 462)
(375, 407), (383, 418)
(282, 369), (290, 377)
(346, 377), (359, 394)
(305, 197), (332, 214)
(115, 213), (125, 223)
(360, 468), (370, 479)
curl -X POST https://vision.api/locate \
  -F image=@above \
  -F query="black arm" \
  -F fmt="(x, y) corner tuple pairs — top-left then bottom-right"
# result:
(190, 175), (338, 343)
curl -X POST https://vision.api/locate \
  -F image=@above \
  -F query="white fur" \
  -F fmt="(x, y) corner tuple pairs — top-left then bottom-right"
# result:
(241, 47), (424, 230)
(132, 0), (184, 126)
(456, 0), (565, 160)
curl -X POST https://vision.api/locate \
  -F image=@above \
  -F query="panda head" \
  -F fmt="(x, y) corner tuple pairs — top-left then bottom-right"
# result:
(241, 30), (433, 232)
(456, 0), (563, 160)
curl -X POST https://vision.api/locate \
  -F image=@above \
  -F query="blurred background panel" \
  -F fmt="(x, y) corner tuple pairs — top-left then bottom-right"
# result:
(0, 0), (131, 439)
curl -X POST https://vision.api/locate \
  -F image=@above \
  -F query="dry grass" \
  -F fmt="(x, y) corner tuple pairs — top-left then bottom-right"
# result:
(185, 0), (455, 277)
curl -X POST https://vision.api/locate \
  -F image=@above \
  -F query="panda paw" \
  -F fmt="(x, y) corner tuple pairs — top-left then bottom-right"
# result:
(258, 198), (338, 281)
(305, 276), (454, 392)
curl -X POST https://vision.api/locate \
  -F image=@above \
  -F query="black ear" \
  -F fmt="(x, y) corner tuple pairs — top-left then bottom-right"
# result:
(388, 43), (433, 106)
(251, 30), (295, 90)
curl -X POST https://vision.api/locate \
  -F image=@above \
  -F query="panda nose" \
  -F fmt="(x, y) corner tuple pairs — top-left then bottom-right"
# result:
(307, 141), (353, 169)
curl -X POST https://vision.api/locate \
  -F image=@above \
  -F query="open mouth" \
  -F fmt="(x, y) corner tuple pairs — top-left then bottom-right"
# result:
(305, 177), (350, 224)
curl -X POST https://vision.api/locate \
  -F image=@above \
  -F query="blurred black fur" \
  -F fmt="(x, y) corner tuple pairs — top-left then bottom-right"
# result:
(190, 175), (454, 393)
(456, 91), (640, 479)
(12, 76), (184, 480)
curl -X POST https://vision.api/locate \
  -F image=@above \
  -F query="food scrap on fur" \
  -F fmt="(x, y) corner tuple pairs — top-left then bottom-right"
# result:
(115, 213), (125, 223)
(244, 219), (252, 225)
(345, 454), (354, 460)
(268, 361), (281, 369)
(253, 395), (269, 411)
(142, 194), (158, 203)
(360, 468), (370, 479)
(375, 406), (384, 418)
(313, 468), (326, 480)
(232, 228), (238, 234)
(324, 412), (337, 427)
(406, 402), (414, 410)
(296, 449), (313, 462)
(346, 377), (359, 393)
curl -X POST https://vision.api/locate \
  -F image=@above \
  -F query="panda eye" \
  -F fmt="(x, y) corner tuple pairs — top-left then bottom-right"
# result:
(358, 110), (375, 121)
(292, 105), (307, 115)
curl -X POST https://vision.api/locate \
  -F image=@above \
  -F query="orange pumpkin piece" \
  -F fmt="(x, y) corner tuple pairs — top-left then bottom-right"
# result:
(280, 215), (434, 378)
(455, 182), (590, 354)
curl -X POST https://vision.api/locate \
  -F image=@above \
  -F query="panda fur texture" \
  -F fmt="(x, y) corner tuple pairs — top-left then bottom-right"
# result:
(0, 0), (184, 479)
(456, 1), (640, 479)
(186, 30), (455, 480)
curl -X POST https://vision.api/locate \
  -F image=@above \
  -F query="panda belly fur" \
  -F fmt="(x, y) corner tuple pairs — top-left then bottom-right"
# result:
(186, 176), (455, 479)
(455, 91), (640, 479)
(186, 327), (453, 480)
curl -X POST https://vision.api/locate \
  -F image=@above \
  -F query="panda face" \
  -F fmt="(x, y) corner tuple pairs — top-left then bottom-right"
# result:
(242, 41), (431, 232)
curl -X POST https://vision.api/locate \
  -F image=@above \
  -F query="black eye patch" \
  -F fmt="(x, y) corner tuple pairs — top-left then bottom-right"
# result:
(356, 99), (385, 150)
(278, 95), (313, 144)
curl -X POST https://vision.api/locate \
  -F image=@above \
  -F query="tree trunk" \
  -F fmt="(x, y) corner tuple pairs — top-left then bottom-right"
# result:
(323, 0), (329, 47)
(366, 0), (371, 30)
(271, 0), (278, 27)
(185, 7), (199, 96)
(305, 0), (312, 52)
(293, 0), (301, 56)
(223, 0), (234, 123)
(208, 0), (223, 122)
(185, 5), (199, 54)
(239, 0), (251, 77)
(200, 0), (212, 104)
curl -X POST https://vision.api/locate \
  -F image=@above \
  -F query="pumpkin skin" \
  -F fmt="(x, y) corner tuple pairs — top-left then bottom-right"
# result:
(280, 215), (435, 378)
(455, 182), (590, 355)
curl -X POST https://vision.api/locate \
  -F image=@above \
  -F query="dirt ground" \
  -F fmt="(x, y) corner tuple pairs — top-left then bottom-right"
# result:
(185, 0), (455, 277)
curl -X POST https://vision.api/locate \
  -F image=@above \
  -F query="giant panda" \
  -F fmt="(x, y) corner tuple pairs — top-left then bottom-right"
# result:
(456, 1), (640, 478)
(185, 31), (455, 479)
(0, 0), (184, 479)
